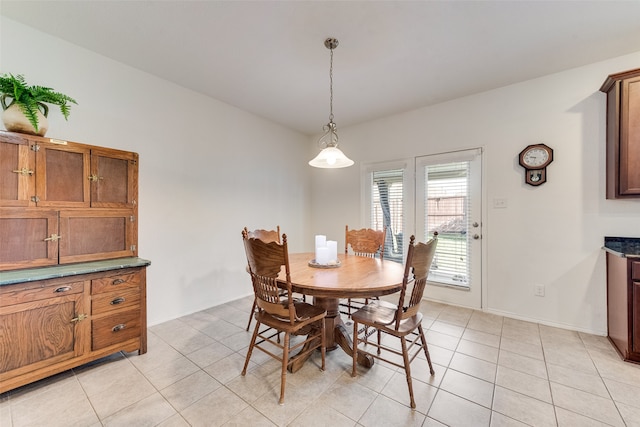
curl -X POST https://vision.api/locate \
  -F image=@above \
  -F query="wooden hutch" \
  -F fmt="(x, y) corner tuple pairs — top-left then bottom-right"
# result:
(0, 130), (150, 393)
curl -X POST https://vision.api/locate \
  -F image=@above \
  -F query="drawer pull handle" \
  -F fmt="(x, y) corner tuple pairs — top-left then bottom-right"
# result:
(54, 286), (72, 293)
(112, 279), (125, 286)
(112, 323), (126, 332)
(110, 297), (126, 305)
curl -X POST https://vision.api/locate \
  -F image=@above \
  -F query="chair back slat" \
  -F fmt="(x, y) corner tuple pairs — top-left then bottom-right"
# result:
(396, 234), (438, 327)
(242, 229), (295, 323)
(345, 226), (386, 259)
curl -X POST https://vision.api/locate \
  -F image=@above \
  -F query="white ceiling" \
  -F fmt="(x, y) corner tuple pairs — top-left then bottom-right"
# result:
(3, 1), (640, 135)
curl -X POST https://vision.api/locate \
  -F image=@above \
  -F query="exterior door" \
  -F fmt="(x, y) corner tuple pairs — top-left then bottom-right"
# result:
(416, 148), (483, 309)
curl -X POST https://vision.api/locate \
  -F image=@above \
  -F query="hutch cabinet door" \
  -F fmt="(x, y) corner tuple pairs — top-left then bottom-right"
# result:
(90, 148), (138, 208)
(0, 133), (35, 207)
(0, 208), (59, 270)
(0, 283), (86, 379)
(34, 141), (91, 208)
(59, 208), (136, 264)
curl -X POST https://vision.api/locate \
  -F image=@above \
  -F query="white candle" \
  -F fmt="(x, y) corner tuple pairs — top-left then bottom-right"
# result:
(316, 247), (329, 265)
(327, 240), (338, 264)
(315, 235), (326, 249)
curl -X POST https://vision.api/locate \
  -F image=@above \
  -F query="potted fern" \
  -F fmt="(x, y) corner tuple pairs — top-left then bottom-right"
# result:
(0, 73), (77, 136)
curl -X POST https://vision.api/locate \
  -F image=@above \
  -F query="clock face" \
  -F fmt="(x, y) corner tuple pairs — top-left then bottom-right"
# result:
(522, 147), (549, 167)
(519, 144), (553, 169)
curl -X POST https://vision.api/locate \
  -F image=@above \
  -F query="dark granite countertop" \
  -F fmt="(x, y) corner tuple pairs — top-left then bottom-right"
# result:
(0, 257), (151, 286)
(603, 237), (640, 258)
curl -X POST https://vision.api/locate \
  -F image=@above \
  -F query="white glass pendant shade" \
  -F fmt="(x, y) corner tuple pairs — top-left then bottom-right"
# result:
(308, 146), (354, 168)
(310, 37), (354, 169)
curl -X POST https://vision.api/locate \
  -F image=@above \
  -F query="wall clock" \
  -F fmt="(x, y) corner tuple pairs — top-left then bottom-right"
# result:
(519, 143), (553, 186)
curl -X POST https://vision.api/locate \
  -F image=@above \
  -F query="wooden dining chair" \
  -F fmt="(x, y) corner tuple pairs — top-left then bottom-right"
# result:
(341, 225), (386, 317)
(351, 233), (438, 409)
(244, 226), (281, 331)
(241, 229), (326, 405)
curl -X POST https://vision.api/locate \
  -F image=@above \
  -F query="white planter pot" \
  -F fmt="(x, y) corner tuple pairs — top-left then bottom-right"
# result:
(1, 102), (48, 137)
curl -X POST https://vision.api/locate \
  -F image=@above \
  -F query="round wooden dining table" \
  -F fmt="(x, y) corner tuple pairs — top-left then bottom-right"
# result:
(281, 252), (406, 372)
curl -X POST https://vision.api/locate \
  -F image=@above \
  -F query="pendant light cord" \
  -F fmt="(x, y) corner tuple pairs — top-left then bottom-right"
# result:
(329, 46), (334, 123)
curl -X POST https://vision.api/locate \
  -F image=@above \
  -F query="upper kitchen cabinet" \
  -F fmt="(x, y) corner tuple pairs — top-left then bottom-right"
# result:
(600, 68), (640, 199)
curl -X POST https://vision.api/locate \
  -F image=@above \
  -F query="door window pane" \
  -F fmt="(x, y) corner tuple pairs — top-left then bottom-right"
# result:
(424, 161), (471, 287)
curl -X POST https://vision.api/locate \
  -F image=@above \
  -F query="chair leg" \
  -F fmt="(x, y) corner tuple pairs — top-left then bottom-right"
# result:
(351, 320), (358, 377)
(418, 324), (435, 375)
(400, 336), (416, 409)
(246, 297), (257, 331)
(279, 332), (290, 405)
(320, 319), (326, 371)
(242, 321), (261, 376)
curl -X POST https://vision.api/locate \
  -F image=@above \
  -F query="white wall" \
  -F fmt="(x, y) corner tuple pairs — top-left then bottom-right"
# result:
(1, 18), (313, 326)
(310, 52), (640, 335)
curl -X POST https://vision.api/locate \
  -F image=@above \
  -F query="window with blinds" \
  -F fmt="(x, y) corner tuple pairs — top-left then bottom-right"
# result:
(371, 169), (404, 263)
(423, 161), (471, 287)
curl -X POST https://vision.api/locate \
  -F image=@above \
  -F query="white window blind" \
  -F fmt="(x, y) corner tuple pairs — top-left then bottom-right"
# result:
(424, 161), (471, 286)
(371, 169), (404, 262)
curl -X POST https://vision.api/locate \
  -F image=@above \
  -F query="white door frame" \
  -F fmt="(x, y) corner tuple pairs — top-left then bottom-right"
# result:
(415, 148), (485, 310)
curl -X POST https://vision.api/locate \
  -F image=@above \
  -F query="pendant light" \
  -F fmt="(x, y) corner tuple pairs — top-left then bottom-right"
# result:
(309, 37), (354, 168)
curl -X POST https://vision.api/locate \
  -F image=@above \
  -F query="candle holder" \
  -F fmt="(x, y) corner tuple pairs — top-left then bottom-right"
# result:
(308, 259), (341, 268)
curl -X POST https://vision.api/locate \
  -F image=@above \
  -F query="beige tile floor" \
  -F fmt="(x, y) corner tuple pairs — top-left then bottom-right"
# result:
(2, 296), (640, 426)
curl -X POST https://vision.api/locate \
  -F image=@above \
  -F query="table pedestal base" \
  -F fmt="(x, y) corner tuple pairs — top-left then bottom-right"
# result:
(289, 296), (373, 373)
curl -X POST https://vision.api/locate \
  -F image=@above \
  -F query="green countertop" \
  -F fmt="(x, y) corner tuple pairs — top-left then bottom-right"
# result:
(0, 257), (151, 286)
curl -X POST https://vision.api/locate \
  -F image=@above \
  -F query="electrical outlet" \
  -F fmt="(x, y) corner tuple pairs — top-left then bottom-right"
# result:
(534, 284), (545, 297)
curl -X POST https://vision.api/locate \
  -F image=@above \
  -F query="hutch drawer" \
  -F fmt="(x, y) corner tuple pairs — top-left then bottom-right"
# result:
(92, 308), (141, 350)
(91, 270), (142, 294)
(92, 287), (141, 315)
(0, 279), (83, 306)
